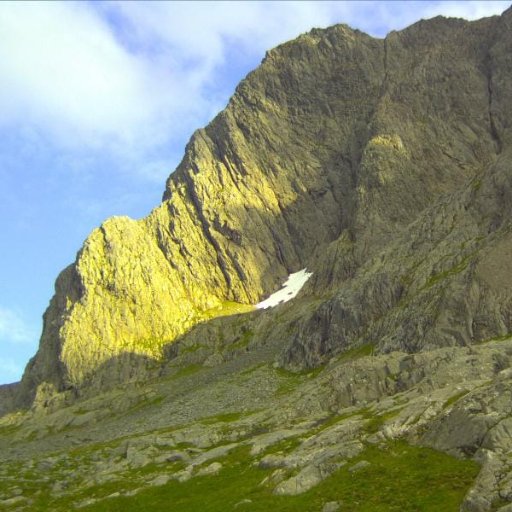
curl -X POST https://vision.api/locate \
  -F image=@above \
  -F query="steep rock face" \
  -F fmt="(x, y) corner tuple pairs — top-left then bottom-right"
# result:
(284, 154), (512, 368)
(16, 8), (512, 404)
(284, 10), (512, 367)
(0, 383), (18, 416)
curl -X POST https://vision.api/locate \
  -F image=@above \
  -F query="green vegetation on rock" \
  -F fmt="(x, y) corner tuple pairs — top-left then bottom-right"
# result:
(71, 442), (478, 512)
(15, 5), (512, 407)
(4, 7), (512, 512)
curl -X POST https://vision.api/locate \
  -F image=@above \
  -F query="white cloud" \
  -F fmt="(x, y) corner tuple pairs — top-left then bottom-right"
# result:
(0, 1), (339, 183)
(105, 1), (334, 59)
(0, 0), (507, 212)
(0, 2), (172, 150)
(0, 1), (508, 169)
(0, 307), (36, 345)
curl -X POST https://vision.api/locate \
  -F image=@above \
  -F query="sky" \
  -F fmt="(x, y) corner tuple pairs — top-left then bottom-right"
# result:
(0, 1), (510, 385)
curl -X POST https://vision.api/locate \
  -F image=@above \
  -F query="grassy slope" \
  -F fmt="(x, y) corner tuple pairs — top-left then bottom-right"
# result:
(69, 441), (478, 512)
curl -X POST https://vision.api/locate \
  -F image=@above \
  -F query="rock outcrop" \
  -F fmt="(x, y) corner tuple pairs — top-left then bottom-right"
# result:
(14, 7), (512, 408)
(3, 334), (512, 511)
(4, 10), (512, 511)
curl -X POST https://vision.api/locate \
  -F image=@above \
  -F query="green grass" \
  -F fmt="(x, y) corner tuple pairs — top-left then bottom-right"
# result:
(311, 410), (362, 434)
(471, 178), (482, 191)
(363, 407), (404, 433)
(477, 332), (512, 345)
(71, 440), (479, 512)
(179, 343), (204, 354)
(229, 328), (254, 350)
(198, 301), (256, 322)
(335, 343), (375, 362)
(443, 390), (470, 410)
(262, 434), (304, 455)
(170, 364), (203, 380)
(422, 257), (470, 290)
(200, 411), (246, 425)
(273, 369), (302, 394)
(1, 438), (480, 512)
(274, 365), (324, 395)
(0, 423), (20, 436)
(275, 343), (374, 396)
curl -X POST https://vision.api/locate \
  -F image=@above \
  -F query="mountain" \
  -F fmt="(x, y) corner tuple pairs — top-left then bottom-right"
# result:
(1, 8), (512, 512)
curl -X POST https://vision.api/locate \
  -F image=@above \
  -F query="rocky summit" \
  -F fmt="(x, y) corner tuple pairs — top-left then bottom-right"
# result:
(2, 7), (512, 512)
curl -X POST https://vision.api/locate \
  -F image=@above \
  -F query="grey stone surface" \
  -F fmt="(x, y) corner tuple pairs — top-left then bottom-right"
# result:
(348, 460), (371, 473)
(196, 462), (222, 476)
(149, 474), (171, 486)
(273, 464), (323, 496)
(2, 9), (512, 510)
(322, 502), (341, 512)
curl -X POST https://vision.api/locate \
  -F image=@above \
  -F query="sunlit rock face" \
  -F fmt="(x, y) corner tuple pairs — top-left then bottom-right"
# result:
(16, 7), (512, 405)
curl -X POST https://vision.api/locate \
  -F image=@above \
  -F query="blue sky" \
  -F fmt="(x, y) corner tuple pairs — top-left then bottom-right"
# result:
(0, 1), (509, 385)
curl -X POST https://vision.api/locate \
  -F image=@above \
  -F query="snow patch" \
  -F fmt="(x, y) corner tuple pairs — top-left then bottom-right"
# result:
(256, 268), (313, 309)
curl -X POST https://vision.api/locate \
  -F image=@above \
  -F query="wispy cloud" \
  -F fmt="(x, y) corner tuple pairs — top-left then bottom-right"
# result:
(0, 1), (337, 158)
(0, 306), (36, 345)
(0, 1), (508, 178)
(325, 1), (510, 37)
(0, 2), (169, 151)
(419, 1), (510, 21)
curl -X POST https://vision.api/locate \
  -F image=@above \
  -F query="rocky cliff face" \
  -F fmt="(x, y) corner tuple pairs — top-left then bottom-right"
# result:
(16, 7), (512, 406)
(4, 9), (512, 512)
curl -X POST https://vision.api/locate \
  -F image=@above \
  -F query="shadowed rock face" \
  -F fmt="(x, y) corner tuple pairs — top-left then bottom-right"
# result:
(15, 8), (512, 405)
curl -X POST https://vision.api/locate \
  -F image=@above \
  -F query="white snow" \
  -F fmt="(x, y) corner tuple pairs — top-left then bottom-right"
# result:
(256, 268), (313, 309)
